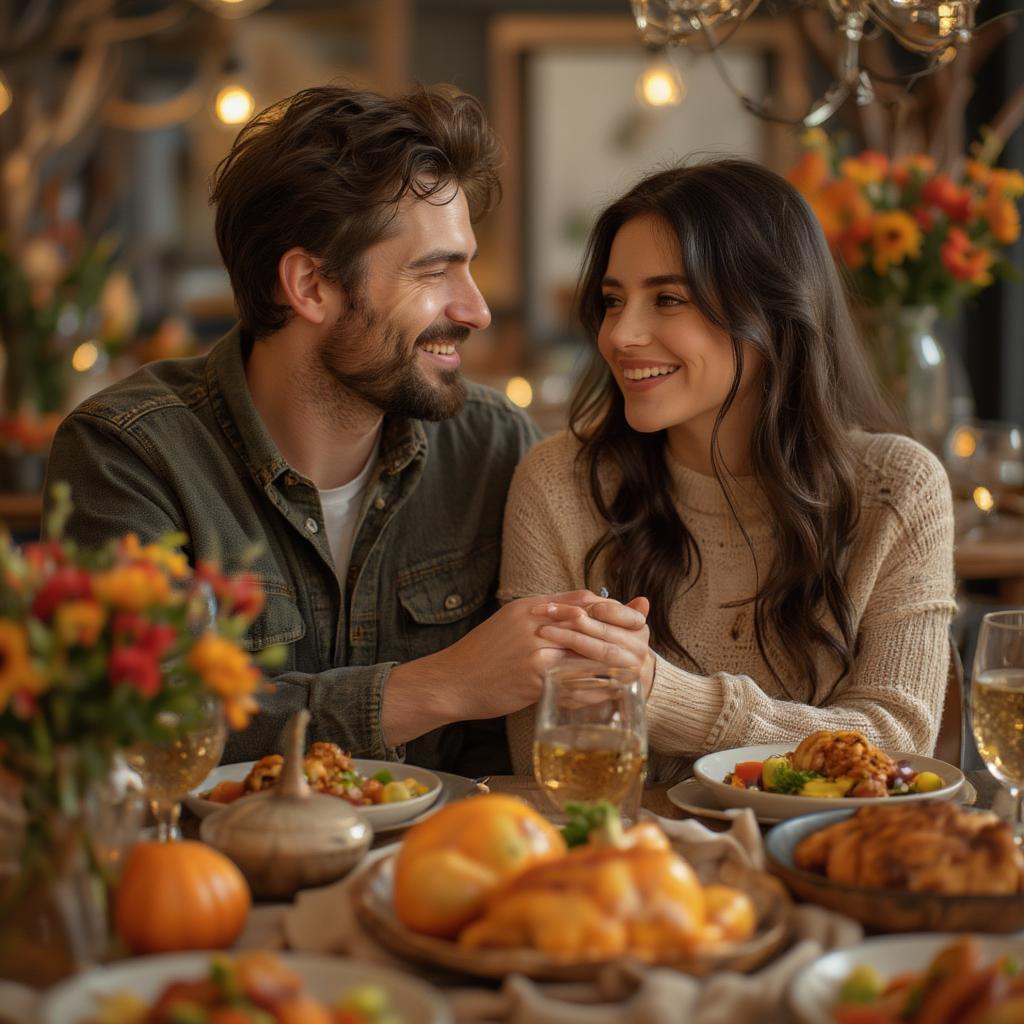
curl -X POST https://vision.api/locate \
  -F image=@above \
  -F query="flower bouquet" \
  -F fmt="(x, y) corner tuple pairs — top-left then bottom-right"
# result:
(787, 130), (1023, 446)
(0, 483), (279, 983)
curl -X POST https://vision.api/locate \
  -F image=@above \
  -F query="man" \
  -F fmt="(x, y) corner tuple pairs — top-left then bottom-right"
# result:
(45, 84), (649, 774)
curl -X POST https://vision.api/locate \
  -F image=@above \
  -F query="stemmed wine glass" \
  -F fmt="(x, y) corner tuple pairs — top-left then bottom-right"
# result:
(532, 659), (647, 824)
(125, 581), (226, 841)
(971, 610), (1024, 837)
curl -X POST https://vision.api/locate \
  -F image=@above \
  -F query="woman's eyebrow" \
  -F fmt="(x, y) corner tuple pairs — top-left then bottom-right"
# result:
(601, 274), (689, 287)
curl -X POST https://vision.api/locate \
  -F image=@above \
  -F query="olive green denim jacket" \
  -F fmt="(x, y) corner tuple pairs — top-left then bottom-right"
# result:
(44, 328), (542, 775)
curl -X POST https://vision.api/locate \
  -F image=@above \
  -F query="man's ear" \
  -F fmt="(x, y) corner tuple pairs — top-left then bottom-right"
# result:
(277, 247), (339, 326)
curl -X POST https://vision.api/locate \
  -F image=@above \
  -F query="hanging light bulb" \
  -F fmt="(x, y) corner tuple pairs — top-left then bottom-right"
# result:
(215, 83), (255, 125)
(192, 0), (273, 19)
(637, 53), (686, 107)
(0, 72), (12, 118)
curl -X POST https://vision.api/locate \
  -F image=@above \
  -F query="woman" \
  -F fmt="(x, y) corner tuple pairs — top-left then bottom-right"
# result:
(500, 159), (955, 779)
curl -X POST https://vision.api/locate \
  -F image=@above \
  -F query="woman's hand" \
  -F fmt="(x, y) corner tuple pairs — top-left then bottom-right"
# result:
(531, 595), (655, 697)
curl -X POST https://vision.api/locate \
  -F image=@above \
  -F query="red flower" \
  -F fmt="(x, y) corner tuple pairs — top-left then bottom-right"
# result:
(922, 175), (971, 223)
(108, 646), (162, 699)
(111, 613), (176, 660)
(140, 623), (177, 660)
(940, 228), (993, 286)
(30, 568), (93, 620)
(911, 206), (936, 232)
(22, 542), (64, 574)
(220, 573), (265, 619)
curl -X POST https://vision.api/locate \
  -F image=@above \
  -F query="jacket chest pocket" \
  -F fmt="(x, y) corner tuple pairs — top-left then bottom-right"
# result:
(242, 579), (306, 657)
(396, 542), (498, 660)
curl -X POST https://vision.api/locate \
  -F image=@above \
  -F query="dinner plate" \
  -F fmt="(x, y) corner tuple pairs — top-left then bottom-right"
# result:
(351, 850), (792, 982)
(185, 759), (442, 830)
(766, 807), (1024, 933)
(39, 951), (452, 1024)
(789, 933), (1024, 1024)
(666, 777), (783, 824)
(693, 744), (965, 822)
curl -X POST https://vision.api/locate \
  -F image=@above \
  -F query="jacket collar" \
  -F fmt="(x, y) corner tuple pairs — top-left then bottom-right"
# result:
(206, 325), (426, 491)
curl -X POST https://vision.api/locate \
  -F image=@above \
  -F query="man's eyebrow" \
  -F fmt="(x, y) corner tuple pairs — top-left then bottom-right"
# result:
(601, 274), (689, 288)
(407, 249), (478, 269)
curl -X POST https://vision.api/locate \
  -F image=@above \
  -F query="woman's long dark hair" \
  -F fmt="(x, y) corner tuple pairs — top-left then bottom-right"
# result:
(573, 159), (900, 697)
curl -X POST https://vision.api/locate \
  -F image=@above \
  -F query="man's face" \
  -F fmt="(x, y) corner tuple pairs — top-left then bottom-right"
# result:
(317, 184), (491, 421)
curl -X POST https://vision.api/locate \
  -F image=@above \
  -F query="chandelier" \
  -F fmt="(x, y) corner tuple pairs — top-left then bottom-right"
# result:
(631, 0), (982, 125)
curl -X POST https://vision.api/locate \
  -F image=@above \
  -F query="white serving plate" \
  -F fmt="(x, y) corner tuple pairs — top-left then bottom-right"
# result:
(40, 951), (452, 1024)
(693, 744), (965, 822)
(788, 933), (1024, 1024)
(186, 759), (442, 830)
(666, 777), (782, 825)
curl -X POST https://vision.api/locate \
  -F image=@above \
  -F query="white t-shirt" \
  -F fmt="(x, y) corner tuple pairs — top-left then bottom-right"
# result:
(319, 437), (380, 588)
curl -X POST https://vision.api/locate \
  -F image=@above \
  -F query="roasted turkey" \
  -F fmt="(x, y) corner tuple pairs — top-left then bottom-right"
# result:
(790, 730), (896, 797)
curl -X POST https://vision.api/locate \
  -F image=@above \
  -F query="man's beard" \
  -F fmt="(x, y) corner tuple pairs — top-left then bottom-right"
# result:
(316, 304), (469, 421)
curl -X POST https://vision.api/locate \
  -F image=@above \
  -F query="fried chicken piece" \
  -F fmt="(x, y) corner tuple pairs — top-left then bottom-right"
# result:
(244, 754), (283, 792)
(459, 839), (755, 960)
(790, 730), (896, 794)
(794, 802), (1024, 895)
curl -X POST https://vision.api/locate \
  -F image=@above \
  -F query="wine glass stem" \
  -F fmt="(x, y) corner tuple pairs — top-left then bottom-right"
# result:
(150, 799), (182, 843)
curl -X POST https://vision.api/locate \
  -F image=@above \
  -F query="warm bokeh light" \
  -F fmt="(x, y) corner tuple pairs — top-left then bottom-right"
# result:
(215, 85), (255, 126)
(638, 64), (685, 108)
(951, 427), (977, 459)
(973, 486), (995, 513)
(72, 341), (100, 373)
(0, 73), (12, 118)
(505, 376), (534, 408)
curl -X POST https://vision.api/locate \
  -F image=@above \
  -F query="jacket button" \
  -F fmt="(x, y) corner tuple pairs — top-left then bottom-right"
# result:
(373, 496), (386, 510)
(444, 593), (463, 610)
(304, 517), (319, 534)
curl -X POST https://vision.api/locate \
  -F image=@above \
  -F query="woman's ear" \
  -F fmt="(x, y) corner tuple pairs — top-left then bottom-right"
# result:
(276, 247), (340, 326)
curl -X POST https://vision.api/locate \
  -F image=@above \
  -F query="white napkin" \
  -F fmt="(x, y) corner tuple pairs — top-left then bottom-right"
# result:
(280, 810), (863, 1023)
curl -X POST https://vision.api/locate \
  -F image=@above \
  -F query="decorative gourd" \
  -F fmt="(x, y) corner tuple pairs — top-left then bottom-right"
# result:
(393, 793), (565, 938)
(115, 839), (251, 954)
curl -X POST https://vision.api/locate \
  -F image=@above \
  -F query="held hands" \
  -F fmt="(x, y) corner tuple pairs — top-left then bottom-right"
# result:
(531, 595), (655, 698)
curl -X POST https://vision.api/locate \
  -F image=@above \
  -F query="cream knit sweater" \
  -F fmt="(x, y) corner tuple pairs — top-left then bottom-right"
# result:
(500, 430), (956, 780)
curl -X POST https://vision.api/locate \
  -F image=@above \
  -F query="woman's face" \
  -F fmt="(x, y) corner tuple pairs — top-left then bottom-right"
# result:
(597, 213), (761, 461)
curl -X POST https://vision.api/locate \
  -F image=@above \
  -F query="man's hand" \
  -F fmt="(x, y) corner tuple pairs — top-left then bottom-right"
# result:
(530, 596), (655, 697)
(382, 590), (603, 746)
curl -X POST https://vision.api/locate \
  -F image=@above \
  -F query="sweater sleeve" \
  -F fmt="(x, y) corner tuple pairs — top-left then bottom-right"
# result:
(646, 442), (957, 757)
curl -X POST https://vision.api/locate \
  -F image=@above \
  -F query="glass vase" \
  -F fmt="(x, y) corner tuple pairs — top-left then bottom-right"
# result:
(856, 304), (951, 453)
(0, 749), (143, 986)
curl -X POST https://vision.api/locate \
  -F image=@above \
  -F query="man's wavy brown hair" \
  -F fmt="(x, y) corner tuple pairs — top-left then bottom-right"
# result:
(210, 84), (501, 339)
(572, 159), (901, 697)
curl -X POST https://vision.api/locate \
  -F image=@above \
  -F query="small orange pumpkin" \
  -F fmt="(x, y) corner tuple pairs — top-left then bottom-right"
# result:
(115, 839), (251, 954)
(393, 794), (565, 938)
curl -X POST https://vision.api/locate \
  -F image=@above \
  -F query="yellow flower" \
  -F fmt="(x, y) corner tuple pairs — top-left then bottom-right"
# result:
(54, 600), (107, 647)
(93, 565), (171, 611)
(0, 619), (45, 711)
(801, 127), (829, 149)
(119, 533), (189, 579)
(871, 211), (922, 274)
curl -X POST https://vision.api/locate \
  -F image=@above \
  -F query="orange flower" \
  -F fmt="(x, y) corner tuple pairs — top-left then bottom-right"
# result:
(871, 211), (922, 274)
(188, 633), (261, 729)
(981, 191), (1021, 245)
(92, 564), (171, 611)
(0, 619), (45, 712)
(787, 150), (829, 196)
(840, 151), (889, 186)
(119, 533), (189, 579)
(891, 154), (936, 187)
(941, 227), (994, 286)
(922, 175), (972, 223)
(965, 160), (991, 187)
(988, 168), (1024, 199)
(54, 600), (107, 647)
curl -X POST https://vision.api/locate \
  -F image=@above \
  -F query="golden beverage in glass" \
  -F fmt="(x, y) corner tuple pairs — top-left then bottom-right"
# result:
(971, 610), (1024, 837)
(533, 661), (647, 821)
(126, 698), (226, 840)
(534, 724), (646, 809)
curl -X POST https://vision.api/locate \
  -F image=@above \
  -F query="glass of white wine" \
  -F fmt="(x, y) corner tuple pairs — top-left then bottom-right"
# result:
(533, 660), (647, 823)
(971, 609), (1024, 836)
